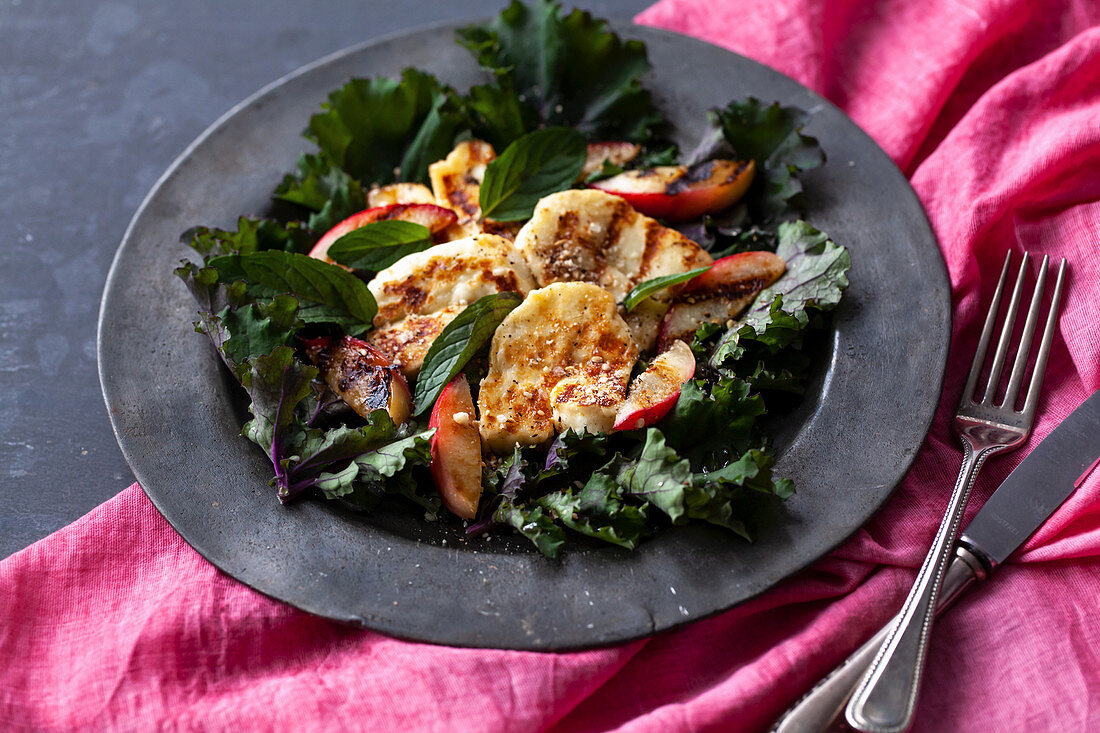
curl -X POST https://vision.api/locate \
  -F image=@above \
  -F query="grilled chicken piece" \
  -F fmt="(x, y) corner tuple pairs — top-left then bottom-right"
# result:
(365, 234), (536, 376)
(302, 335), (412, 425)
(477, 282), (638, 453)
(517, 189), (713, 301)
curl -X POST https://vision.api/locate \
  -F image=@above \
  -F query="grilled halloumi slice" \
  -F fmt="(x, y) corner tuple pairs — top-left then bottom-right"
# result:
(365, 234), (536, 376)
(365, 306), (463, 378)
(477, 282), (638, 453)
(367, 182), (436, 207)
(429, 140), (521, 241)
(515, 189), (714, 303)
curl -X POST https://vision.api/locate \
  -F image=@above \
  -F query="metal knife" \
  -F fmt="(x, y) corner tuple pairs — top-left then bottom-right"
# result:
(772, 388), (1100, 733)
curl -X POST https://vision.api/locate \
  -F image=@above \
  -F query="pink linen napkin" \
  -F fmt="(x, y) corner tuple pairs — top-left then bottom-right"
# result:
(4, 0), (1100, 730)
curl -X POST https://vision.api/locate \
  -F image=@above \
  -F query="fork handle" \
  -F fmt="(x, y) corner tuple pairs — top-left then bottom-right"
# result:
(770, 546), (987, 733)
(845, 441), (1001, 733)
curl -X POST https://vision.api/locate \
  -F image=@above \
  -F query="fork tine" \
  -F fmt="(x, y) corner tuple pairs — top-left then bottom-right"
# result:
(981, 253), (1030, 404)
(1001, 255), (1049, 408)
(1022, 258), (1067, 418)
(962, 251), (1013, 404)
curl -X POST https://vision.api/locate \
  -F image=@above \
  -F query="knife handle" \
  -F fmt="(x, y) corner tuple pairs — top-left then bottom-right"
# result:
(770, 546), (987, 733)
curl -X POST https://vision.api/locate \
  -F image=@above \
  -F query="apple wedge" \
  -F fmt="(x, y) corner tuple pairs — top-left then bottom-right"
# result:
(428, 374), (482, 520)
(613, 340), (695, 431)
(301, 335), (412, 425)
(308, 203), (457, 264)
(589, 159), (754, 222)
(657, 251), (786, 351)
(580, 141), (641, 180)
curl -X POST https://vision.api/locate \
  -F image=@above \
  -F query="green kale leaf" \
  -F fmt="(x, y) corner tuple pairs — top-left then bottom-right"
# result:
(457, 0), (666, 146)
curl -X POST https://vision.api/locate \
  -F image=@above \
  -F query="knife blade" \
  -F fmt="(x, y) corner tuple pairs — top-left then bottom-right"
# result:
(960, 389), (1100, 567)
(772, 389), (1100, 733)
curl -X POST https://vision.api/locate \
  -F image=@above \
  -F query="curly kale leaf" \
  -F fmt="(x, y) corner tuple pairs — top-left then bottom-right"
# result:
(273, 153), (367, 235)
(457, 0), (666, 146)
(710, 98), (825, 222)
(306, 68), (465, 186)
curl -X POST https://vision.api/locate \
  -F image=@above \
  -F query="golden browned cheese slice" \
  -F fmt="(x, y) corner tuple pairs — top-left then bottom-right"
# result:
(515, 189), (712, 351)
(365, 306), (463, 378)
(477, 282), (638, 454)
(427, 140), (521, 241)
(365, 234), (536, 377)
(366, 182), (437, 207)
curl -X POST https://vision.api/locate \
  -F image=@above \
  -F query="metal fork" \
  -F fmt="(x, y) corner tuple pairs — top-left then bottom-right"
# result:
(842, 251), (1068, 733)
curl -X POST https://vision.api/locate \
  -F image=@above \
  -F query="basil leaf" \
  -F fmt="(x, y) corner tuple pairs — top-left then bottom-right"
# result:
(326, 220), (434, 272)
(412, 292), (523, 415)
(478, 128), (586, 222)
(621, 266), (710, 312)
(207, 251), (377, 335)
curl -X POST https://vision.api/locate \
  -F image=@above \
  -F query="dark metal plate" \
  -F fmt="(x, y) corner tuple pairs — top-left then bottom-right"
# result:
(97, 22), (950, 650)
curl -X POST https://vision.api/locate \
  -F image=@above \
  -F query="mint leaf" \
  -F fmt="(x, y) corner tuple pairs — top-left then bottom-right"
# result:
(307, 69), (459, 185)
(710, 98), (825, 222)
(457, 0), (665, 144)
(478, 127), (586, 221)
(326, 220), (434, 272)
(621, 267), (709, 312)
(616, 429), (693, 523)
(207, 250), (377, 334)
(412, 292), (523, 415)
(273, 153), (366, 234)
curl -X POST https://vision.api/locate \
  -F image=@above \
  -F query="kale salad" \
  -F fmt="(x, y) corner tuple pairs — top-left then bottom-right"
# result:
(175, 0), (850, 558)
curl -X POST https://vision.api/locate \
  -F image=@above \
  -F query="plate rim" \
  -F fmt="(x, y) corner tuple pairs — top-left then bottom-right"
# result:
(97, 19), (950, 650)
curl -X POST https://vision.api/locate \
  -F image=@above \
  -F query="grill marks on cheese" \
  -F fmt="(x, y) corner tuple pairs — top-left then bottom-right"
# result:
(428, 140), (520, 242)
(365, 234), (535, 376)
(516, 189), (713, 351)
(478, 283), (638, 453)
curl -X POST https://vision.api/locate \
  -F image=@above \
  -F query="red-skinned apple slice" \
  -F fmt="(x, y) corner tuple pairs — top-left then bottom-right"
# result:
(589, 159), (754, 222)
(301, 335), (412, 425)
(613, 340), (695, 431)
(428, 373), (482, 520)
(656, 251), (786, 351)
(308, 203), (458, 263)
(579, 141), (641, 180)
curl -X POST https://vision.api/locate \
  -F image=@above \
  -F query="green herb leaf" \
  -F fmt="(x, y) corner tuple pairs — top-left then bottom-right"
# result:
(220, 294), (303, 368)
(182, 217), (314, 258)
(621, 266), (710, 312)
(457, 0), (665, 144)
(494, 495), (566, 558)
(661, 377), (765, 470)
(326, 220), (434, 272)
(273, 154), (366, 234)
(207, 250), (377, 334)
(540, 472), (650, 549)
(478, 127), (586, 221)
(412, 292), (523, 415)
(710, 98), (825, 222)
(710, 221), (850, 367)
(616, 428), (693, 523)
(307, 69), (459, 185)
